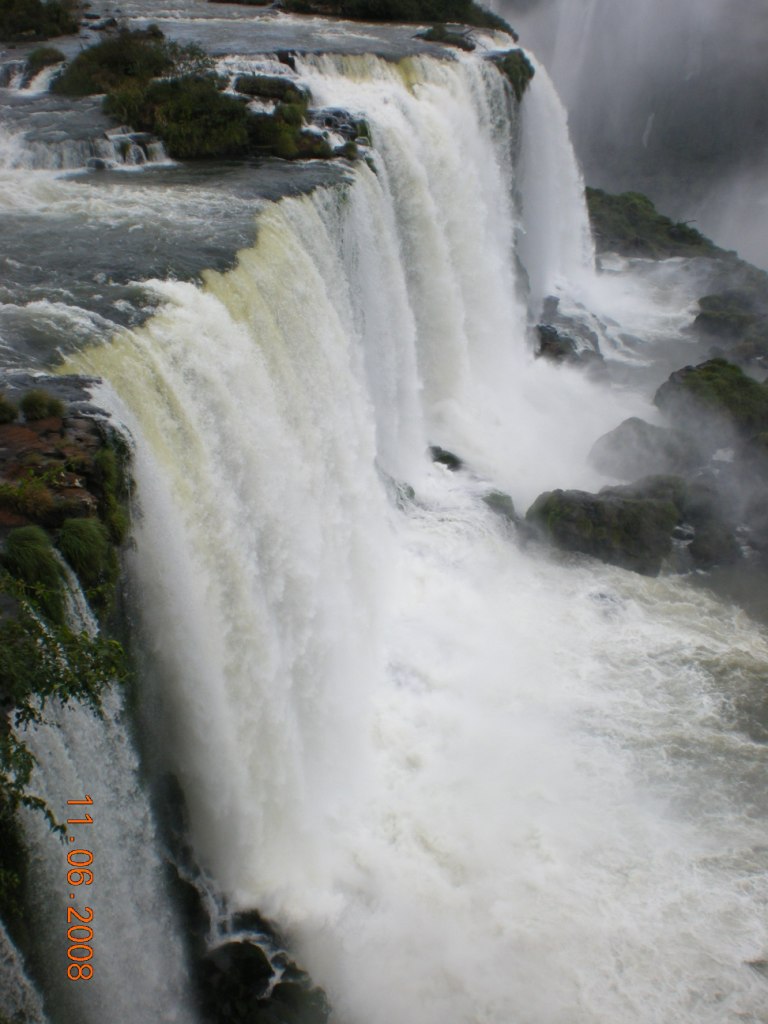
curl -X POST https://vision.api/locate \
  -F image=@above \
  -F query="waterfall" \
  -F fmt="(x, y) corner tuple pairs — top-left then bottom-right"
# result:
(62, 49), (768, 1024)
(0, 922), (48, 1024)
(17, 559), (197, 1023)
(0, 123), (168, 172)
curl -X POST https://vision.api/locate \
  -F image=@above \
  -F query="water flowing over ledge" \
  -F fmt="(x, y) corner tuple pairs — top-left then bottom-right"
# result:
(58, 49), (768, 1024)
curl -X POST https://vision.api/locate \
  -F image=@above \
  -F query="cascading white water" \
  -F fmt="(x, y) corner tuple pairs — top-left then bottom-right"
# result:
(0, 123), (167, 172)
(18, 566), (197, 1024)
(516, 57), (595, 309)
(0, 922), (48, 1023)
(70, 52), (768, 1024)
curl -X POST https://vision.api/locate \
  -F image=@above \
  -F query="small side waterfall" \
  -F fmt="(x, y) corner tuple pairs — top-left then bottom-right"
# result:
(17, 557), (198, 1023)
(0, 922), (48, 1024)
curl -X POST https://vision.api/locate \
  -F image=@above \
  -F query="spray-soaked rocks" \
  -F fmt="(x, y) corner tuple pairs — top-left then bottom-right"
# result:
(654, 358), (768, 449)
(525, 474), (741, 576)
(525, 486), (679, 576)
(589, 417), (698, 479)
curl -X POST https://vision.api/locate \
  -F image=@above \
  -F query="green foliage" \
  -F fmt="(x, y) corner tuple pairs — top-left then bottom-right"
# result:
(233, 74), (309, 108)
(0, 394), (17, 424)
(418, 24), (475, 50)
(0, 472), (55, 521)
(26, 44), (65, 75)
(19, 388), (63, 421)
(105, 76), (250, 159)
(0, 0), (78, 43)
(58, 518), (116, 596)
(0, 570), (127, 871)
(491, 49), (534, 101)
(91, 437), (131, 544)
(1, 526), (64, 624)
(248, 107), (332, 161)
(51, 29), (213, 97)
(281, 0), (514, 31)
(585, 187), (717, 258)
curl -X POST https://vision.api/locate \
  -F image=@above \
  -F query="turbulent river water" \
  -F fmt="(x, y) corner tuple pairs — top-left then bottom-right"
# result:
(1, 3), (767, 1023)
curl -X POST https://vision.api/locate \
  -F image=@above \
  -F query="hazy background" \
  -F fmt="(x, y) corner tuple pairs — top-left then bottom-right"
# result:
(490, 0), (768, 268)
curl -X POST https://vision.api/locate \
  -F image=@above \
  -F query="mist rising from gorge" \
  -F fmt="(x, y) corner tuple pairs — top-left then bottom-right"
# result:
(491, 0), (768, 268)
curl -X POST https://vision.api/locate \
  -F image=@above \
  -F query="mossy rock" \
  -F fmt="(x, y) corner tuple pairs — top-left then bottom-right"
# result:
(585, 188), (717, 259)
(589, 417), (699, 479)
(526, 488), (679, 576)
(19, 389), (63, 421)
(694, 291), (759, 340)
(654, 358), (768, 439)
(491, 49), (534, 102)
(483, 490), (517, 522)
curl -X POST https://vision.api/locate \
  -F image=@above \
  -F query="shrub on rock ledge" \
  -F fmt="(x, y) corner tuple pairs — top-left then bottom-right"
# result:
(585, 188), (717, 258)
(491, 49), (534, 102)
(51, 29), (212, 97)
(281, 0), (514, 32)
(106, 76), (251, 159)
(0, 0), (77, 43)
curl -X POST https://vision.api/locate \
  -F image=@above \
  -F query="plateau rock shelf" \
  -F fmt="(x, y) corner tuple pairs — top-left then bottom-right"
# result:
(0, 4), (767, 1024)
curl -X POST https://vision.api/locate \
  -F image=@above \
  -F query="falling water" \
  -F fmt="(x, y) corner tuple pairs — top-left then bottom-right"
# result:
(64, 51), (768, 1024)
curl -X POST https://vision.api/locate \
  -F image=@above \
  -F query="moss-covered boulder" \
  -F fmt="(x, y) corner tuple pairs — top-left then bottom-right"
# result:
(606, 475), (740, 570)
(483, 489), (517, 522)
(589, 417), (699, 479)
(585, 188), (717, 259)
(491, 49), (534, 102)
(654, 358), (768, 440)
(525, 487), (679, 576)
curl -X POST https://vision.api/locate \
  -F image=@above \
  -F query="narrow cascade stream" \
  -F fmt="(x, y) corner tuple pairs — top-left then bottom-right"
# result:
(17, 571), (198, 1024)
(60, 51), (768, 1024)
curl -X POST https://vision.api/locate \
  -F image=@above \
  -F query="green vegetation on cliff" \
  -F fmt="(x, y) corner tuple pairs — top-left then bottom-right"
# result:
(585, 187), (717, 258)
(51, 29), (212, 97)
(106, 76), (251, 159)
(0, 387), (131, 927)
(0, 0), (78, 43)
(491, 48), (534, 101)
(279, 0), (513, 31)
